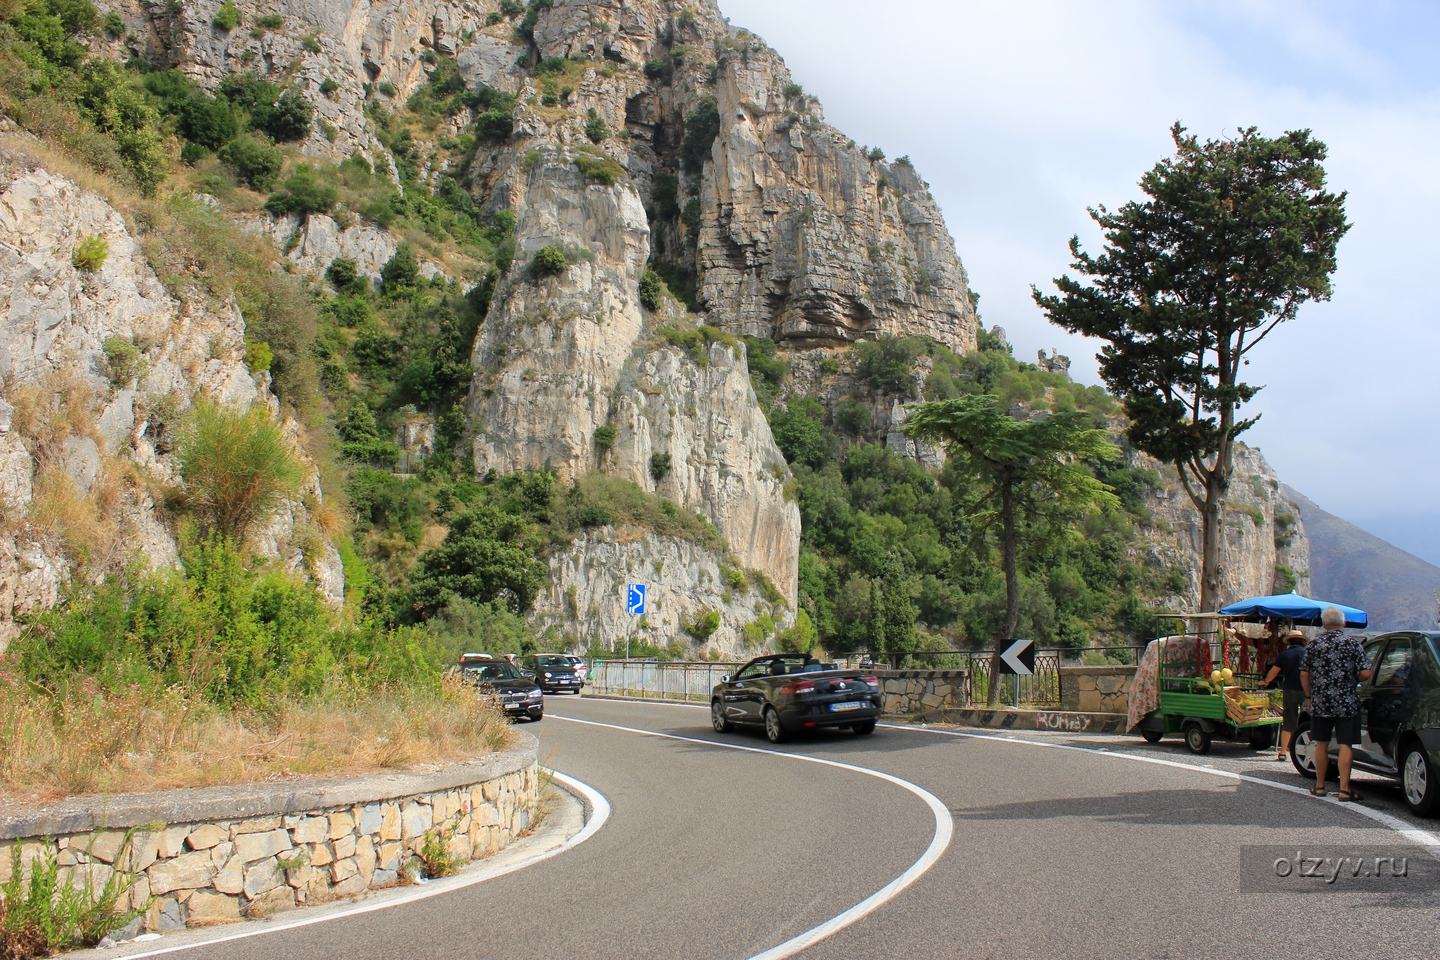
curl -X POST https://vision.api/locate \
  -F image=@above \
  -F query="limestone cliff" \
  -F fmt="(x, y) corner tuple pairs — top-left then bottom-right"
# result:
(1131, 446), (1312, 613)
(532, 530), (785, 657)
(0, 145), (341, 648)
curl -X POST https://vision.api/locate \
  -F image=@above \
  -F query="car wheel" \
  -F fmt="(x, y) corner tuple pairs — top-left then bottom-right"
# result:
(1401, 742), (1439, 816)
(1183, 722), (1211, 755)
(851, 720), (877, 735)
(763, 707), (786, 744)
(711, 699), (732, 733)
(1291, 725), (1339, 780)
(1141, 729), (1163, 744)
(532, 709), (543, 722)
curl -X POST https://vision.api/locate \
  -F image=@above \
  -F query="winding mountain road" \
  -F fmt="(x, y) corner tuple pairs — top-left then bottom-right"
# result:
(103, 697), (1440, 960)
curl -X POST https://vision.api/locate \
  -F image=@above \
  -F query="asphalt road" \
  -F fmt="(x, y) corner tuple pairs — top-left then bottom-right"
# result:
(126, 696), (1440, 960)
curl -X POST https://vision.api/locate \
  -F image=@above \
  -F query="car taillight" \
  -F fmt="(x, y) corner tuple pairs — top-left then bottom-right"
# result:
(780, 680), (815, 695)
(862, 675), (880, 689)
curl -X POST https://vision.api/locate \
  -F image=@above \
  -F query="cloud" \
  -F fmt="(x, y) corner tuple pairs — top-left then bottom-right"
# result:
(719, 0), (1440, 546)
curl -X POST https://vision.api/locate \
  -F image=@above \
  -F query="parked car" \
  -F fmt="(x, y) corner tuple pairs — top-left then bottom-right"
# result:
(711, 654), (882, 743)
(1290, 631), (1440, 816)
(562, 654), (588, 683)
(453, 659), (544, 722)
(520, 654), (586, 694)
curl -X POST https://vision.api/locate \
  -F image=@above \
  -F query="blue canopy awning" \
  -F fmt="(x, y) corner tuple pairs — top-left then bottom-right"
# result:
(1218, 592), (1368, 628)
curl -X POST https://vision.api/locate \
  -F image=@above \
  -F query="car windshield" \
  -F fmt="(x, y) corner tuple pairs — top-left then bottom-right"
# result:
(461, 663), (521, 681)
(535, 656), (572, 668)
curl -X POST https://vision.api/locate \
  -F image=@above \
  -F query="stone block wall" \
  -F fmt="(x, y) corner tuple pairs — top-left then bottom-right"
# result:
(0, 741), (538, 932)
(1058, 666), (1137, 715)
(877, 670), (969, 716)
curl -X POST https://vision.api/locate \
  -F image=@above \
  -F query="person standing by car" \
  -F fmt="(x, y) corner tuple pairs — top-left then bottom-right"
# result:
(1301, 607), (1372, 801)
(1264, 630), (1308, 762)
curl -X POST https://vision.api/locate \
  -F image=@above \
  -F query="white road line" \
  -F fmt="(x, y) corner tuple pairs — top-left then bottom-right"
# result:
(550, 715), (953, 960)
(877, 722), (1440, 854)
(108, 771), (611, 960)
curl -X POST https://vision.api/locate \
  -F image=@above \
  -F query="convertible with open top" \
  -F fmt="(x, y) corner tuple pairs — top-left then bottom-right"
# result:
(710, 654), (883, 742)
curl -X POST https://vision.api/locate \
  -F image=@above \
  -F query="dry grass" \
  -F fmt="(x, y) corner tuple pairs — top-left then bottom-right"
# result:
(0, 670), (517, 801)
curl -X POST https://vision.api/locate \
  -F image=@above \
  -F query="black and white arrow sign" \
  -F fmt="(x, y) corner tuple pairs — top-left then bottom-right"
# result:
(996, 638), (1035, 676)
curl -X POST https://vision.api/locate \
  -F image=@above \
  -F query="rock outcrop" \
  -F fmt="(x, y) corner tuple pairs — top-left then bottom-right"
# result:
(0, 148), (340, 648)
(532, 530), (785, 657)
(1138, 445), (1312, 611)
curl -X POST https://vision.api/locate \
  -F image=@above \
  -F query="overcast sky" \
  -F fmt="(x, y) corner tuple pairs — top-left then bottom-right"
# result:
(719, 0), (1440, 566)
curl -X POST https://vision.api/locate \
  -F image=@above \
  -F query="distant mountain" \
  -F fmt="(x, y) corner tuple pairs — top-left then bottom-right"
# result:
(1281, 485), (1440, 632)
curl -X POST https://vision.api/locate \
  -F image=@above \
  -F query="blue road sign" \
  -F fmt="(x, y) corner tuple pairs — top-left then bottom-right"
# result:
(626, 583), (647, 615)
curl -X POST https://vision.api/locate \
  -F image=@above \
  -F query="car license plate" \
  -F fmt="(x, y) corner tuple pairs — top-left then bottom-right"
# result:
(830, 701), (864, 712)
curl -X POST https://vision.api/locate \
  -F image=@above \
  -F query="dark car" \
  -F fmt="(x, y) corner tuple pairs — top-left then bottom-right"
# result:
(1290, 631), (1440, 815)
(520, 654), (585, 694)
(711, 654), (882, 743)
(453, 660), (544, 722)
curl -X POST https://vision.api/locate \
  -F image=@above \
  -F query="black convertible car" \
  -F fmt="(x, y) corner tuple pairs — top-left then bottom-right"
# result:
(453, 659), (544, 722)
(711, 654), (883, 742)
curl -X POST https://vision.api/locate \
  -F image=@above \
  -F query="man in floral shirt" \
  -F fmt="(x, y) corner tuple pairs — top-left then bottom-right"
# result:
(1301, 606), (1372, 801)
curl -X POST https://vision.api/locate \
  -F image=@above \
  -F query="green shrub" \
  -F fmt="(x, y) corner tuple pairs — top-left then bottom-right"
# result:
(854, 335), (925, 395)
(178, 400), (305, 546)
(377, 81), (397, 98)
(244, 340), (273, 373)
(0, 835), (143, 956)
(101, 9), (124, 36)
(381, 244), (420, 294)
(326, 257), (358, 289)
(584, 107), (609, 143)
(593, 424), (616, 450)
(256, 13), (283, 29)
(263, 164), (339, 217)
(425, 596), (536, 661)
(320, 77), (339, 96)
(685, 609), (720, 640)
(100, 335), (145, 386)
(650, 451), (672, 481)
(572, 152), (624, 186)
(212, 0), (239, 30)
(338, 401), (400, 464)
(406, 505), (549, 618)
(530, 244), (568, 277)
(301, 36), (321, 53)
(218, 134), (283, 189)
(680, 96), (719, 174)
(257, 88), (314, 142)
(71, 234), (108, 272)
(638, 268), (663, 311)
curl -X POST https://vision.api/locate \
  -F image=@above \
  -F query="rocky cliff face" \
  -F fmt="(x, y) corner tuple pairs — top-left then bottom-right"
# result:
(0, 145), (341, 648)
(1137, 445), (1312, 611)
(532, 530), (784, 657)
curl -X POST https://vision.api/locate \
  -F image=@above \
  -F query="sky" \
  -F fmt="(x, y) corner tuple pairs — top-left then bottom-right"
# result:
(719, 0), (1440, 566)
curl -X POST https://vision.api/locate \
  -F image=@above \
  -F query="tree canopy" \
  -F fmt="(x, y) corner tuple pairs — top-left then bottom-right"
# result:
(1033, 123), (1349, 611)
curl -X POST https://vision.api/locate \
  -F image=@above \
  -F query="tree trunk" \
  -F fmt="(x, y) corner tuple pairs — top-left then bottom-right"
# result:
(989, 470), (1019, 706)
(1199, 480), (1224, 614)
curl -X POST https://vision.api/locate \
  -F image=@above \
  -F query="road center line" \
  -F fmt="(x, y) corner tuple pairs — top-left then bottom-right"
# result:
(550, 715), (953, 960)
(107, 771), (611, 960)
(876, 722), (1440, 854)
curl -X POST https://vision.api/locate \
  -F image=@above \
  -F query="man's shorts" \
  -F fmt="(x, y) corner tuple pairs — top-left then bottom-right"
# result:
(1282, 689), (1305, 732)
(1310, 714), (1361, 745)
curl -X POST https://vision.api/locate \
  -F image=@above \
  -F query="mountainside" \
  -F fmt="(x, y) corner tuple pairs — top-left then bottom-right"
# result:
(1282, 485), (1440, 632)
(0, 0), (1326, 657)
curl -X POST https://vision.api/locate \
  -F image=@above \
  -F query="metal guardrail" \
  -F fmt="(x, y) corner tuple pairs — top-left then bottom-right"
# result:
(584, 660), (744, 702)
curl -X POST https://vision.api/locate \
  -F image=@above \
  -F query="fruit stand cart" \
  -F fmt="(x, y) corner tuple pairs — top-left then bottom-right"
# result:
(1131, 614), (1283, 754)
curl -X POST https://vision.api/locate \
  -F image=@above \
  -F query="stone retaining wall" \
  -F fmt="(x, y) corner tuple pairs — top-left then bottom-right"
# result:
(0, 737), (538, 933)
(1058, 665), (1138, 715)
(877, 669), (969, 716)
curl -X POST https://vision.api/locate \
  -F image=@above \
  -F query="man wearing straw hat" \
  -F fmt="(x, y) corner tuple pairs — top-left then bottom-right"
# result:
(1300, 606), (1371, 801)
(1264, 629), (1308, 762)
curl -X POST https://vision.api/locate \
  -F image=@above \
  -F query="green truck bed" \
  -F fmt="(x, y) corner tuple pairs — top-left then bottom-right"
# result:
(1157, 690), (1282, 728)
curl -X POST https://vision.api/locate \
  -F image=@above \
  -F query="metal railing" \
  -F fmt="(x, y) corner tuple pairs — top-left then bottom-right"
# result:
(584, 660), (743, 702)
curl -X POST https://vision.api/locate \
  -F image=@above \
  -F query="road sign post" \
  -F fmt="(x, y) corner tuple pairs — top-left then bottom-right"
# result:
(995, 638), (1035, 708)
(625, 583), (647, 661)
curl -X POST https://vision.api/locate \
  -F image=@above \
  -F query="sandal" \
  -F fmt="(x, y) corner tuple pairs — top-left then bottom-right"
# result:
(1274, 753), (1287, 761)
(1336, 789), (1362, 802)
(1309, 785), (1327, 797)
